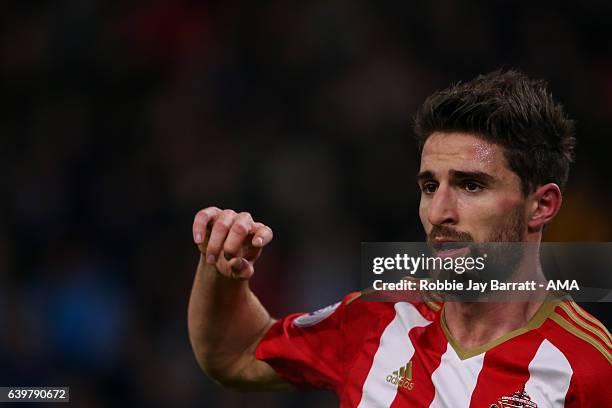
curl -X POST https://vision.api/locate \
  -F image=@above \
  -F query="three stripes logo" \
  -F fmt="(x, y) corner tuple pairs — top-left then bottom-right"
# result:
(385, 361), (415, 390)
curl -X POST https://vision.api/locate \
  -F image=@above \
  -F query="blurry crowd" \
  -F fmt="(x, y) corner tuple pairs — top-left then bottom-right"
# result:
(2, 1), (611, 406)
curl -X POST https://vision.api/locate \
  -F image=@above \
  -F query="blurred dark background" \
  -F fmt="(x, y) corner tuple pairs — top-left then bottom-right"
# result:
(2, 1), (611, 406)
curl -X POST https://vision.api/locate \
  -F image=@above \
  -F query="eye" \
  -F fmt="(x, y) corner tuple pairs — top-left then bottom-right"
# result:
(463, 181), (483, 192)
(421, 182), (438, 194)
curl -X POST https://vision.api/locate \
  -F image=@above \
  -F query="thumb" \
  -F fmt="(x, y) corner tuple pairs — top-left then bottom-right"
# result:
(229, 257), (254, 280)
(242, 239), (263, 262)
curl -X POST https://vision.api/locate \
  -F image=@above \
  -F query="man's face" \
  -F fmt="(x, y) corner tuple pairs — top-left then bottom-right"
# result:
(418, 132), (527, 244)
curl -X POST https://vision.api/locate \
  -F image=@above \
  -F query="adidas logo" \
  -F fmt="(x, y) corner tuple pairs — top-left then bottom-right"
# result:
(385, 361), (415, 390)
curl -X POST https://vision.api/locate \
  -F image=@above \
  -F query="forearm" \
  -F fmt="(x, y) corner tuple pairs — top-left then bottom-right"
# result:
(188, 254), (274, 382)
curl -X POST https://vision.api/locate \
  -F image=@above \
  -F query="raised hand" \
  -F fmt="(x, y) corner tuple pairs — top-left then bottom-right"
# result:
(193, 207), (273, 280)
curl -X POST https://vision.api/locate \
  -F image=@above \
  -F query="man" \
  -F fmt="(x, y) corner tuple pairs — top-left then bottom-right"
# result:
(188, 71), (611, 406)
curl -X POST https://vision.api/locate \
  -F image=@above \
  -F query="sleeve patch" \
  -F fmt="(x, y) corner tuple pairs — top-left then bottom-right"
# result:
(293, 302), (341, 328)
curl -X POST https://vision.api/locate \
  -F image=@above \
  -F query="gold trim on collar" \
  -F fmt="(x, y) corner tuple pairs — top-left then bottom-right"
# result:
(345, 292), (362, 306)
(440, 297), (562, 360)
(426, 301), (441, 312)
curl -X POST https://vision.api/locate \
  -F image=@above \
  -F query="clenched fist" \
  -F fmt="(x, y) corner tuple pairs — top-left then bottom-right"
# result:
(192, 207), (273, 280)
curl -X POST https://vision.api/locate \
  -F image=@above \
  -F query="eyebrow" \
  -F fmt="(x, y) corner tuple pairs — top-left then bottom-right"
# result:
(416, 170), (434, 183)
(449, 170), (496, 184)
(416, 170), (496, 184)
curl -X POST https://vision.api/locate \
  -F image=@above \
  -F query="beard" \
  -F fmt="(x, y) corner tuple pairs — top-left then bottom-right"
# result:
(425, 205), (527, 300)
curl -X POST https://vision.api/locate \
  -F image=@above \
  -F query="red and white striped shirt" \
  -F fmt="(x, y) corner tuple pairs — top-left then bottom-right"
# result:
(256, 292), (612, 407)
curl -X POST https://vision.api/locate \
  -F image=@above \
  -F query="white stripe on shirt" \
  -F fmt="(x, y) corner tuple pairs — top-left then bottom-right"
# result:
(357, 302), (432, 408)
(428, 344), (485, 407)
(524, 339), (573, 407)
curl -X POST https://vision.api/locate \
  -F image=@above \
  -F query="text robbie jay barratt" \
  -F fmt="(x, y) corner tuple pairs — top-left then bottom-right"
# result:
(372, 279), (579, 292)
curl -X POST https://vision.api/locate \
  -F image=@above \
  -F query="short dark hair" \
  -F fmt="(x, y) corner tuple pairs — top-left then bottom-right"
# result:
(414, 70), (576, 195)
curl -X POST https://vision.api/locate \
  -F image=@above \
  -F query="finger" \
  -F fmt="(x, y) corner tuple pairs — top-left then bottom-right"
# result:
(193, 207), (221, 244)
(206, 209), (235, 264)
(242, 244), (262, 263)
(243, 222), (271, 262)
(228, 257), (254, 280)
(223, 212), (253, 260)
(251, 223), (273, 248)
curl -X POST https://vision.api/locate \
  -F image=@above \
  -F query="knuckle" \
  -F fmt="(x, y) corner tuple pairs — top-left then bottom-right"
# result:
(217, 219), (232, 230)
(207, 241), (221, 252)
(232, 222), (249, 235)
(221, 209), (236, 217)
(216, 215), (234, 228)
(194, 213), (208, 225)
(203, 207), (219, 216)
(195, 207), (218, 225)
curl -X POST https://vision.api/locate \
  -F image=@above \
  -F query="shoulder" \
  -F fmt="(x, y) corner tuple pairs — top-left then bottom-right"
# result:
(335, 288), (441, 329)
(539, 299), (611, 376)
(281, 289), (441, 346)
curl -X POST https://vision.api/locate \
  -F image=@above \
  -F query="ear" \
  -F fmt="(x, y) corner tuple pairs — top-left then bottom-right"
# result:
(527, 183), (562, 232)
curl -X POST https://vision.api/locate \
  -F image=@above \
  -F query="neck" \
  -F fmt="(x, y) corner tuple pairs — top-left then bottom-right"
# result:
(443, 248), (549, 350)
(443, 301), (543, 349)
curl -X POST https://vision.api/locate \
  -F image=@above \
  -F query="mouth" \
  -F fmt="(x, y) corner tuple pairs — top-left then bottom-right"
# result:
(430, 238), (471, 258)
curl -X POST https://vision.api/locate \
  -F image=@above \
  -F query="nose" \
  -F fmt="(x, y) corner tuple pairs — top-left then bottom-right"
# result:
(427, 184), (458, 227)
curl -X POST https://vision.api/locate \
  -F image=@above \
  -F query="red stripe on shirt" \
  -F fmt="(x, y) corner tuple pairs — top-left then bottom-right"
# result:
(390, 308), (448, 407)
(339, 301), (398, 407)
(468, 330), (545, 407)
